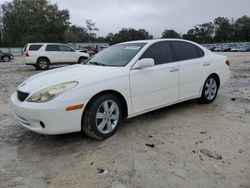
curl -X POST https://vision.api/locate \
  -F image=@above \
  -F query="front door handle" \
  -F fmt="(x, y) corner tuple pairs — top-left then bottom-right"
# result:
(203, 62), (210, 66)
(170, 67), (179, 72)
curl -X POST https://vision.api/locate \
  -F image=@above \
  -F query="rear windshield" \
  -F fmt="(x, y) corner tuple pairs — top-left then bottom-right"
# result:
(23, 44), (27, 52)
(29, 45), (43, 51)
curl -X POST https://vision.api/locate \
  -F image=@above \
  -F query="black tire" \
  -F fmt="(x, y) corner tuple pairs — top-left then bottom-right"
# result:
(199, 75), (219, 104)
(82, 94), (122, 140)
(3, 56), (10, 62)
(33, 64), (39, 70)
(36, 58), (50, 70)
(78, 57), (87, 64)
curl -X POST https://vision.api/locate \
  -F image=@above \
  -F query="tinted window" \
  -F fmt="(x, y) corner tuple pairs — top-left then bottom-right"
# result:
(197, 47), (204, 57)
(172, 41), (201, 61)
(140, 42), (174, 65)
(29, 45), (43, 51)
(46, 45), (59, 51)
(58, 45), (74, 52)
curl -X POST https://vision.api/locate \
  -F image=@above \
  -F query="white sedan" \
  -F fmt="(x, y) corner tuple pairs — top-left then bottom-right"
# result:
(11, 39), (231, 139)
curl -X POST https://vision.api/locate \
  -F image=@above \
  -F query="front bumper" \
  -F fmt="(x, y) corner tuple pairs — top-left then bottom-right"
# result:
(10, 92), (85, 135)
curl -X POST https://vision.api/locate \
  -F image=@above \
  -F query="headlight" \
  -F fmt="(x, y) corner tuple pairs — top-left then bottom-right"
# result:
(27, 81), (78, 103)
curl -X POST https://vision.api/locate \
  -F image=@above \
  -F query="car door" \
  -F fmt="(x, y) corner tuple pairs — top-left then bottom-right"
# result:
(45, 44), (62, 63)
(172, 41), (210, 100)
(130, 41), (180, 113)
(58, 45), (78, 63)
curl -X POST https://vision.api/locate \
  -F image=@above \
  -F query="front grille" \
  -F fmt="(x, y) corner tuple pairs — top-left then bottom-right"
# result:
(17, 90), (29, 102)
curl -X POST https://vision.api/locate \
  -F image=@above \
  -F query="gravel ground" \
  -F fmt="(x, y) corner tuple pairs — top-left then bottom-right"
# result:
(0, 53), (249, 188)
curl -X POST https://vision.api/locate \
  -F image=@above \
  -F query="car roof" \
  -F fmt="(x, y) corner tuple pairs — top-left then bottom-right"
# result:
(121, 38), (197, 45)
(26, 43), (69, 45)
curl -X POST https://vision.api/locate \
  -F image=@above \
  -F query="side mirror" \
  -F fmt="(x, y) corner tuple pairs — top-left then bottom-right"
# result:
(133, 58), (154, 69)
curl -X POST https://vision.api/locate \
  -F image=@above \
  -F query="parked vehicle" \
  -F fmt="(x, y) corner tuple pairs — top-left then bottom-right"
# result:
(238, 46), (250, 52)
(11, 39), (231, 139)
(78, 49), (95, 57)
(214, 46), (223, 52)
(222, 45), (231, 52)
(0, 50), (14, 62)
(230, 46), (243, 52)
(23, 43), (90, 70)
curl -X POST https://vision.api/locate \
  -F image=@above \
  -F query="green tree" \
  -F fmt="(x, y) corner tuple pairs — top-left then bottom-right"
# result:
(110, 28), (153, 45)
(85, 19), (98, 42)
(64, 25), (89, 43)
(182, 22), (215, 43)
(182, 29), (198, 42)
(1, 0), (70, 46)
(233, 15), (250, 42)
(213, 17), (233, 42)
(162, 29), (180, 38)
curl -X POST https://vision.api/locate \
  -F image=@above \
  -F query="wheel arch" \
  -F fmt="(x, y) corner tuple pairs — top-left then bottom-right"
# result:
(78, 56), (88, 62)
(2, 55), (10, 61)
(208, 73), (220, 88)
(37, 56), (51, 64)
(83, 90), (128, 119)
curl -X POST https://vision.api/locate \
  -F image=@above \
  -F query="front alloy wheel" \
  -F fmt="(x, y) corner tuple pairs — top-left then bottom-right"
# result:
(96, 100), (120, 134)
(82, 94), (122, 139)
(78, 57), (86, 64)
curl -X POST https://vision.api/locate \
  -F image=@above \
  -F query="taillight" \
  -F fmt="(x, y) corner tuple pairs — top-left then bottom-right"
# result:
(24, 51), (30, 57)
(225, 60), (230, 66)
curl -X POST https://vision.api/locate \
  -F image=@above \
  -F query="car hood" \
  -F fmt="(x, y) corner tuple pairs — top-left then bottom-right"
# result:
(2, 52), (12, 56)
(18, 65), (122, 93)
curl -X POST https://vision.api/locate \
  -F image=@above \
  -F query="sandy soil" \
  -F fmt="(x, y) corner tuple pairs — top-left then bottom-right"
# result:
(0, 53), (249, 188)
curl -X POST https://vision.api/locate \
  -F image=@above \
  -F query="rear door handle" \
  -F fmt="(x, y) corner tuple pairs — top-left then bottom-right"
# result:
(203, 62), (210, 66)
(170, 67), (179, 72)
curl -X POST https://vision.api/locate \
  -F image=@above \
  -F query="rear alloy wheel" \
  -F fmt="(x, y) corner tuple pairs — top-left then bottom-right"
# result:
(36, 58), (50, 70)
(3, 56), (10, 62)
(199, 76), (218, 103)
(82, 94), (122, 139)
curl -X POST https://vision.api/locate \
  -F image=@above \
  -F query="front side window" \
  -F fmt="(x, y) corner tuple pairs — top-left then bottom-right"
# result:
(172, 41), (203, 61)
(140, 41), (174, 65)
(59, 45), (74, 52)
(45, 45), (59, 51)
(85, 43), (146, 67)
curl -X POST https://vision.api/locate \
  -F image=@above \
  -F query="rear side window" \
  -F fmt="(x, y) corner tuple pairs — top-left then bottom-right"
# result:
(29, 45), (43, 51)
(172, 41), (203, 61)
(197, 47), (204, 57)
(140, 41), (174, 65)
(46, 45), (59, 51)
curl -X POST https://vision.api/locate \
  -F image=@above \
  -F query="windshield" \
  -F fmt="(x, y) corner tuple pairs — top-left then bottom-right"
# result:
(85, 43), (146, 67)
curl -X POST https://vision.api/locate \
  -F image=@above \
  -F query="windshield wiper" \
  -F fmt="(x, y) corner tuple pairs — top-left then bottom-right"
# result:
(88, 61), (106, 66)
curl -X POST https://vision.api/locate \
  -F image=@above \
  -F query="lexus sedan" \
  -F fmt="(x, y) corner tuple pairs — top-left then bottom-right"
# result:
(11, 39), (231, 139)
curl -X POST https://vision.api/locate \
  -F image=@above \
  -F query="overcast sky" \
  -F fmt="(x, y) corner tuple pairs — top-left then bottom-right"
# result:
(1, 0), (250, 37)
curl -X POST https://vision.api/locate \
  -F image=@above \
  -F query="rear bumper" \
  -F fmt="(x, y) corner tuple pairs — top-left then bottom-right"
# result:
(220, 70), (231, 87)
(24, 57), (36, 65)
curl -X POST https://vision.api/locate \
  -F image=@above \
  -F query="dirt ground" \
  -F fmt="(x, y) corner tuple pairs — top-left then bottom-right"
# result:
(0, 53), (249, 188)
